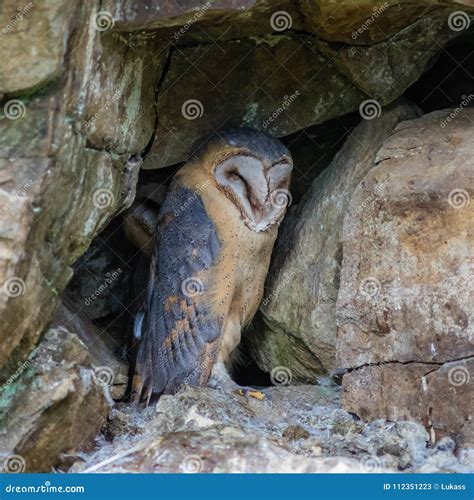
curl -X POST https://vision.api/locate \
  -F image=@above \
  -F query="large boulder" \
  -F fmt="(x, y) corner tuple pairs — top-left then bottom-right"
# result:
(337, 108), (474, 444)
(0, 327), (111, 473)
(247, 100), (420, 382)
(144, 2), (471, 168)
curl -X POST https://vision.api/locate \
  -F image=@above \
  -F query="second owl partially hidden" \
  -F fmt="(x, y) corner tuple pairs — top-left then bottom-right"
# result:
(132, 128), (293, 402)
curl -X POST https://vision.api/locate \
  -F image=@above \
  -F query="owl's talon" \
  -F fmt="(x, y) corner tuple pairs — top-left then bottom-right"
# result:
(234, 388), (270, 401)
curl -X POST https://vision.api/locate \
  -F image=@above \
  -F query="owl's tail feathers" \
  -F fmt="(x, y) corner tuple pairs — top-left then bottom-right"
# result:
(129, 312), (166, 406)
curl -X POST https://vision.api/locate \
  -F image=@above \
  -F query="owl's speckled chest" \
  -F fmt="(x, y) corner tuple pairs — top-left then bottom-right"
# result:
(202, 183), (277, 325)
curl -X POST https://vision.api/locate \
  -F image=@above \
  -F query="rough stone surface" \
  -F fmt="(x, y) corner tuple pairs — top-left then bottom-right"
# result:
(146, 35), (367, 168)
(0, 327), (111, 473)
(102, 0), (303, 41)
(69, 385), (473, 473)
(301, 1), (474, 43)
(0, 1), (77, 94)
(143, 3), (470, 168)
(51, 303), (129, 400)
(247, 100), (420, 382)
(337, 108), (474, 442)
(0, 3), (164, 374)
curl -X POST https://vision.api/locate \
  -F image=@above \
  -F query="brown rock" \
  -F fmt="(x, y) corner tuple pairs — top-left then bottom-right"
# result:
(337, 108), (474, 441)
(301, 1), (474, 44)
(342, 358), (473, 445)
(146, 35), (367, 168)
(101, 0), (303, 41)
(247, 100), (420, 382)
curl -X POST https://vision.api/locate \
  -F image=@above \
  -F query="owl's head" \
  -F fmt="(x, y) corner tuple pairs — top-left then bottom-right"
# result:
(192, 128), (293, 232)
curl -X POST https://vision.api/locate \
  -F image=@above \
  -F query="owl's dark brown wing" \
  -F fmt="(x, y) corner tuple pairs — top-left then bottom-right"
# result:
(132, 182), (223, 402)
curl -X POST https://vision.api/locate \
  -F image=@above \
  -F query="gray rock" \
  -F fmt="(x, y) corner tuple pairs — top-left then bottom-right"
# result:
(69, 385), (472, 473)
(0, 327), (111, 473)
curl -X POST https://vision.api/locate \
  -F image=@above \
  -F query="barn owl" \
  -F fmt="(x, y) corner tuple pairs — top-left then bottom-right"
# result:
(132, 128), (293, 402)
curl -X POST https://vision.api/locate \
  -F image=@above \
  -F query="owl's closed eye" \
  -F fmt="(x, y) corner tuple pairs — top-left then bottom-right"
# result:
(214, 154), (292, 232)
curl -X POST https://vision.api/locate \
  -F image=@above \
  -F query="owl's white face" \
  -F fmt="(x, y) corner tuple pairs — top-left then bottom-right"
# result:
(214, 154), (293, 232)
